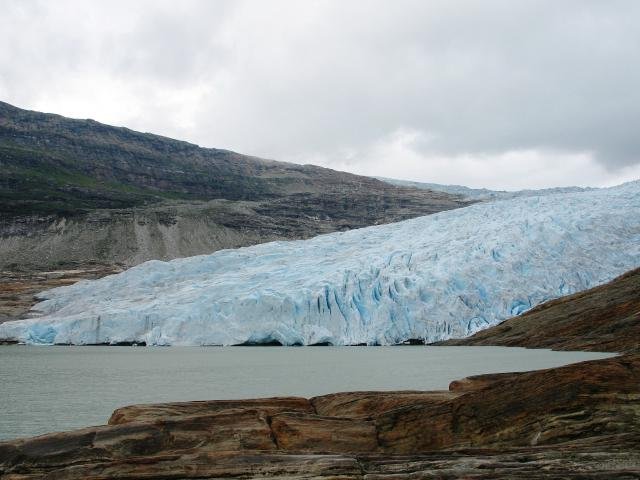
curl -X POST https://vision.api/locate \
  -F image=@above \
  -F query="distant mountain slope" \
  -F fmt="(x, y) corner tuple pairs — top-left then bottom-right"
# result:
(376, 176), (594, 201)
(0, 102), (469, 269)
(440, 267), (640, 352)
(2, 181), (637, 345)
(0, 101), (465, 217)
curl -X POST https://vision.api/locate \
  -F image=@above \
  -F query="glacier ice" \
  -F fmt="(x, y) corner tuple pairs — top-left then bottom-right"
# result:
(1, 181), (639, 346)
(376, 176), (595, 201)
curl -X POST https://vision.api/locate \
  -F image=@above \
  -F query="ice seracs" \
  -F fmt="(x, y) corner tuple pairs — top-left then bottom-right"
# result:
(1, 181), (639, 346)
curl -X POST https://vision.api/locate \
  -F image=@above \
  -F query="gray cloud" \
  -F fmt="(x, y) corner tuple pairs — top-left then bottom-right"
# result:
(1, 0), (639, 188)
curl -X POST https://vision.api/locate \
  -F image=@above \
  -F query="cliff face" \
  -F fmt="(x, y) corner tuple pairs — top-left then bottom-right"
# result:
(440, 267), (640, 353)
(0, 101), (469, 270)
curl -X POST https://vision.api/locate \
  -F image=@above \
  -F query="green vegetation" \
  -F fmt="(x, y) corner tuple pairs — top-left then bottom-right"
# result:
(0, 144), (182, 217)
(0, 101), (461, 224)
(0, 103), (280, 218)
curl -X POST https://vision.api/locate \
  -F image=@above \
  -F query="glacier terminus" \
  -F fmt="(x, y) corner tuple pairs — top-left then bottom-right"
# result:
(1, 181), (639, 346)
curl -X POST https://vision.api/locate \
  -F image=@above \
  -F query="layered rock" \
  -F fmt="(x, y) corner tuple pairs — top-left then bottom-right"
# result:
(1, 354), (639, 478)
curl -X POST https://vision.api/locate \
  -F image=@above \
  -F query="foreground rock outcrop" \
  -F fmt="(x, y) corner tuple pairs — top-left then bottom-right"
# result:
(1, 354), (639, 478)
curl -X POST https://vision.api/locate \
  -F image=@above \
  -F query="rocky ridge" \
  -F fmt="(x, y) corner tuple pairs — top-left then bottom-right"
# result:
(0, 101), (469, 271)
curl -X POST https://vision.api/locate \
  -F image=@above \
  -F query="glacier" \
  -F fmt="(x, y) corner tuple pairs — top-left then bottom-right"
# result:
(376, 176), (595, 201)
(1, 181), (639, 346)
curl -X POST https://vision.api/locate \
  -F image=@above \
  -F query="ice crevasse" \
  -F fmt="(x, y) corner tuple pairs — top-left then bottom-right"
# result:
(1, 181), (639, 346)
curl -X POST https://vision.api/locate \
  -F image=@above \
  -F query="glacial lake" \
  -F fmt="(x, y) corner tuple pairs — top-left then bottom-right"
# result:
(0, 345), (613, 441)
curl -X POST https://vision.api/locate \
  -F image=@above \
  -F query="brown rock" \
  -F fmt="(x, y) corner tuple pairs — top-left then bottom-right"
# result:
(0, 409), (278, 472)
(270, 413), (378, 453)
(377, 354), (640, 453)
(0, 452), (364, 480)
(108, 396), (313, 425)
(311, 391), (458, 418)
(448, 372), (525, 393)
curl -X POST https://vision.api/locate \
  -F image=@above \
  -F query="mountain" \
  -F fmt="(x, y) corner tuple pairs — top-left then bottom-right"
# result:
(376, 176), (594, 201)
(2, 181), (638, 346)
(440, 267), (640, 352)
(0, 101), (469, 269)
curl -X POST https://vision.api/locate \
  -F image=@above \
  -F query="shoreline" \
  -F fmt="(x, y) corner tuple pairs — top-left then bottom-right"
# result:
(0, 346), (613, 444)
(1, 268), (638, 477)
(1, 353), (638, 478)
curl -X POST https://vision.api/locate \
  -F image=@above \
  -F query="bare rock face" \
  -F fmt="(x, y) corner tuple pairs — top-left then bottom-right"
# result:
(311, 391), (458, 418)
(377, 355), (640, 452)
(108, 397), (314, 425)
(1, 354), (639, 478)
(270, 413), (379, 453)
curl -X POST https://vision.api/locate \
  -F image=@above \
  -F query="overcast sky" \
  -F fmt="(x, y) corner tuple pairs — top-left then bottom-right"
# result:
(2, 0), (639, 190)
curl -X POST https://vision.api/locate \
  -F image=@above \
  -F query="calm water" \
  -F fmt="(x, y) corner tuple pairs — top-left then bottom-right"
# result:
(0, 346), (612, 441)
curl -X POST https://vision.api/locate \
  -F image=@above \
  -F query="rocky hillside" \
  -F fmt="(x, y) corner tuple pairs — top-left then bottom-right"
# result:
(0, 101), (469, 270)
(440, 267), (640, 353)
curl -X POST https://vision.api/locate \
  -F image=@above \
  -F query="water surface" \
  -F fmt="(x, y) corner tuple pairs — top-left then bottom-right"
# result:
(0, 346), (612, 441)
